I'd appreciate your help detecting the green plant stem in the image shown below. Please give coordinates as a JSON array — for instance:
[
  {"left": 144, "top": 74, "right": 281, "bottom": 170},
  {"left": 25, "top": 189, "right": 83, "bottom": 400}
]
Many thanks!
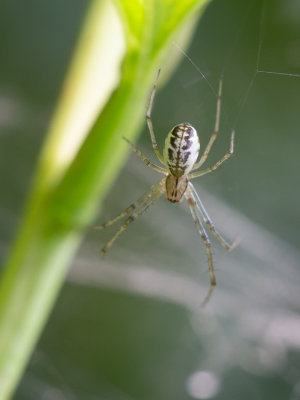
[{"left": 0, "top": 0, "right": 211, "bottom": 397}]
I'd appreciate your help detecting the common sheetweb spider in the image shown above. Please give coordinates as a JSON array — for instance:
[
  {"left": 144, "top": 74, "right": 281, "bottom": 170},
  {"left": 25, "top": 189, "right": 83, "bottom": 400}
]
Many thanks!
[{"left": 96, "top": 70, "right": 237, "bottom": 306}]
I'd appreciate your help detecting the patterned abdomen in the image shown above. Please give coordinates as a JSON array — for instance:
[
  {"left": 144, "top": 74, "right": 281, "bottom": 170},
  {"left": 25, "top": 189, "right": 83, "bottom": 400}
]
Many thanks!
[{"left": 163, "top": 123, "right": 200, "bottom": 177}]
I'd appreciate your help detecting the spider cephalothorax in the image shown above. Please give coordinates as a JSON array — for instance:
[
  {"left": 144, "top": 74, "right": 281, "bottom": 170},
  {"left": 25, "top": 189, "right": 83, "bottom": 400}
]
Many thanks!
[
  {"left": 165, "top": 175, "right": 188, "bottom": 202},
  {"left": 97, "top": 70, "right": 236, "bottom": 306}
]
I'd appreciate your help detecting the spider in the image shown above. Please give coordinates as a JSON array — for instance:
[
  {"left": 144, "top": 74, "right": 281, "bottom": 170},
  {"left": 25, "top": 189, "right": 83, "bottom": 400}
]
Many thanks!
[{"left": 96, "top": 69, "right": 237, "bottom": 306}]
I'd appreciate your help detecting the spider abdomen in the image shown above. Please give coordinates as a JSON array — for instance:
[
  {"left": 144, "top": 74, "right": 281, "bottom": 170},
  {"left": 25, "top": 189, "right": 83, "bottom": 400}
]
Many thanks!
[{"left": 163, "top": 123, "right": 200, "bottom": 177}]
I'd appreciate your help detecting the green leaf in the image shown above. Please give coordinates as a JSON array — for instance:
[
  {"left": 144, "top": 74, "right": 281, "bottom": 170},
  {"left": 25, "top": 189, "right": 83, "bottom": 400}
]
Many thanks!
[{"left": 0, "top": 0, "right": 211, "bottom": 398}]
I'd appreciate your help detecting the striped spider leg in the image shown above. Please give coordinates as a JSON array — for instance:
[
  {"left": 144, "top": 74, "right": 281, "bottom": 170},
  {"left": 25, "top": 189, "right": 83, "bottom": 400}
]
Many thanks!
[
  {"left": 96, "top": 178, "right": 166, "bottom": 255},
  {"left": 97, "top": 69, "right": 236, "bottom": 306}
]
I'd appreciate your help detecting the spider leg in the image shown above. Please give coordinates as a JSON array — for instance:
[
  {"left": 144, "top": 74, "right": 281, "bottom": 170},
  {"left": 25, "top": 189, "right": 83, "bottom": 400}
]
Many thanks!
[
  {"left": 192, "top": 78, "right": 223, "bottom": 170},
  {"left": 146, "top": 69, "right": 165, "bottom": 165},
  {"left": 95, "top": 178, "right": 166, "bottom": 230},
  {"left": 185, "top": 189, "right": 216, "bottom": 307},
  {"left": 188, "top": 182, "right": 238, "bottom": 251},
  {"left": 188, "top": 130, "right": 234, "bottom": 179},
  {"left": 123, "top": 137, "right": 167, "bottom": 175},
  {"left": 99, "top": 178, "right": 165, "bottom": 255}
]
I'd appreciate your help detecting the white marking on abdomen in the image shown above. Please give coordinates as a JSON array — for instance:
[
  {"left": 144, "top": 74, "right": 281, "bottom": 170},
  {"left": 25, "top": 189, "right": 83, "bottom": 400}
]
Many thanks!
[{"left": 163, "top": 123, "right": 200, "bottom": 177}]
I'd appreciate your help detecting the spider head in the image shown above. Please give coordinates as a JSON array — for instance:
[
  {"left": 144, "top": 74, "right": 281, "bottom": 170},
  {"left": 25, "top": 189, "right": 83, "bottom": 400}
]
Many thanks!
[{"left": 166, "top": 175, "right": 188, "bottom": 203}]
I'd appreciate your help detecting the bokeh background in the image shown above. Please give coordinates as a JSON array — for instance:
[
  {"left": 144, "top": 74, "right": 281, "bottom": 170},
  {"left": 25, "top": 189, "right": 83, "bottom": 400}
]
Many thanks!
[{"left": 1, "top": 0, "right": 300, "bottom": 399}]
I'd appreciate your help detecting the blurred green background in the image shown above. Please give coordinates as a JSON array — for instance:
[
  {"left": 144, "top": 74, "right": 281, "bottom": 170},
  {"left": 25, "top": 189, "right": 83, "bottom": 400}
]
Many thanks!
[{"left": 1, "top": 0, "right": 300, "bottom": 399}]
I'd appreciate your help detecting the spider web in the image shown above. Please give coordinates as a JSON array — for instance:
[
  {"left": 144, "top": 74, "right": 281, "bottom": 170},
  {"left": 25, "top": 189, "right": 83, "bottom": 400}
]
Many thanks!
[
  {"left": 174, "top": 0, "right": 300, "bottom": 133},
  {"left": 17, "top": 1, "right": 300, "bottom": 399}
]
